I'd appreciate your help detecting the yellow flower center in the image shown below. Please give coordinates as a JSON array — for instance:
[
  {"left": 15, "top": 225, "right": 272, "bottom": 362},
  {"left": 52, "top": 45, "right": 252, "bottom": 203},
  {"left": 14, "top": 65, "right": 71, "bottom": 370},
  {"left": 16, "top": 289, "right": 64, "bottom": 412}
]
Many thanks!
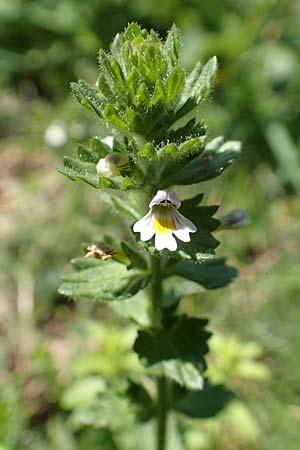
[{"left": 152, "top": 205, "right": 175, "bottom": 234}]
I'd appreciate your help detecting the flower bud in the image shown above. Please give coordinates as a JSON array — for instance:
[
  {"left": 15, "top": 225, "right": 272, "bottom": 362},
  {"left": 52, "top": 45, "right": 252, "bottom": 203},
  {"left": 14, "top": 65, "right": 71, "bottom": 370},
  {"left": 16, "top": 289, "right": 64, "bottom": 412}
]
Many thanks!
[
  {"left": 96, "top": 152, "right": 129, "bottom": 177},
  {"left": 219, "top": 209, "right": 250, "bottom": 229}
]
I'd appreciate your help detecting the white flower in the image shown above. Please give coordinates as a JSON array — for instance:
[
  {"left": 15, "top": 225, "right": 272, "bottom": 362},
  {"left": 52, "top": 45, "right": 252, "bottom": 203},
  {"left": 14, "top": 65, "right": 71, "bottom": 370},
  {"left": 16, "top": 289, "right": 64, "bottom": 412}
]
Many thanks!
[
  {"left": 133, "top": 190, "right": 197, "bottom": 251},
  {"left": 96, "top": 136, "right": 129, "bottom": 177},
  {"left": 44, "top": 121, "right": 67, "bottom": 148},
  {"left": 96, "top": 152, "right": 129, "bottom": 177}
]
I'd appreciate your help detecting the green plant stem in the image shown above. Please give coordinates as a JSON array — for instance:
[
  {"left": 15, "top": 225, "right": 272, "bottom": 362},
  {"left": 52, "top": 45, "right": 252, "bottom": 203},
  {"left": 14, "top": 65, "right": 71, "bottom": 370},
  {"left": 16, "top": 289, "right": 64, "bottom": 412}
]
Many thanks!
[
  {"left": 150, "top": 256, "right": 169, "bottom": 450},
  {"left": 151, "top": 256, "right": 163, "bottom": 328},
  {"left": 157, "top": 376, "right": 168, "bottom": 450}
]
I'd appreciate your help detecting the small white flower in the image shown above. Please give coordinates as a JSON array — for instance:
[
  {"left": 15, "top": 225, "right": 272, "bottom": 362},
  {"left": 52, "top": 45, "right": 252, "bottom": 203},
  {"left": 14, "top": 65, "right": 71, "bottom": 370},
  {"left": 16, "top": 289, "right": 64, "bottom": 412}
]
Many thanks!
[
  {"left": 96, "top": 152, "right": 129, "bottom": 178},
  {"left": 96, "top": 136, "right": 129, "bottom": 177},
  {"left": 44, "top": 121, "right": 67, "bottom": 148},
  {"left": 133, "top": 190, "right": 197, "bottom": 251}
]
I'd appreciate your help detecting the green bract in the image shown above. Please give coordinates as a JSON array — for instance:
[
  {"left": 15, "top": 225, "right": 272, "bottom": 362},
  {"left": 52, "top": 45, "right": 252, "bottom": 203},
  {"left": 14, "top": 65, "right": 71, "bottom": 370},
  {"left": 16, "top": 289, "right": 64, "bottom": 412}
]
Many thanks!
[
  {"left": 58, "top": 23, "right": 240, "bottom": 192},
  {"left": 58, "top": 23, "right": 242, "bottom": 450}
]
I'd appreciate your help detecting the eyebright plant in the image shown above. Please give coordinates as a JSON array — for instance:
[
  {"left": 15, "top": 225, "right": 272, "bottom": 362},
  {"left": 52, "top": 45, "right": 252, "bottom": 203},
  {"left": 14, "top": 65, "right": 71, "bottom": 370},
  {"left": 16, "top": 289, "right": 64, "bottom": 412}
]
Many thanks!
[{"left": 58, "top": 23, "right": 242, "bottom": 450}]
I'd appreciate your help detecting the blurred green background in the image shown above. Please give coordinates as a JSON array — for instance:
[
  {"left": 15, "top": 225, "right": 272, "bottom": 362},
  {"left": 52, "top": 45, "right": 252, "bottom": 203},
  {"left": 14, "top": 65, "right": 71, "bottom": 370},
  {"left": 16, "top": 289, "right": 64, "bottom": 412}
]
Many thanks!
[{"left": 1, "top": 0, "right": 300, "bottom": 449}]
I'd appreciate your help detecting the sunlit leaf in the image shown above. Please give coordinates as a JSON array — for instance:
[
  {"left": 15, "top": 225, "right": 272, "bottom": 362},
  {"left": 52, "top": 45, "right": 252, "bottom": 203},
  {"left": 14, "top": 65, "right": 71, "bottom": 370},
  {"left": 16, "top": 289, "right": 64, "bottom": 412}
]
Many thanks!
[
  {"left": 69, "top": 392, "right": 135, "bottom": 431},
  {"left": 57, "top": 156, "right": 100, "bottom": 188},
  {"left": 59, "top": 260, "right": 150, "bottom": 302},
  {"left": 61, "top": 377, "right": 106, "bottom": 410}
]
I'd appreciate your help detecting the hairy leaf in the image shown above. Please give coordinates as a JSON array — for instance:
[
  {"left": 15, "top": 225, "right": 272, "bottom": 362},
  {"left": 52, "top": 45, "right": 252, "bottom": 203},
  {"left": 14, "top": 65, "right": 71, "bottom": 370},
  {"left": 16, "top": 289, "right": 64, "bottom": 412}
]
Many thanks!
[
  {"left": 162, "top": 137, "right": 241, "bottom": 187},
  {"left": 59, "top": 260, "right": 150, "bottom": 302},
  {"left": 173, "top": 56, "right": 218, "bottom": 124},
  {"left": 58, "top": 155, "right": 137, "bottom": 191},
  {"left": 178, "top": 61, "right": 202, "bottom": 107},
  {"left": 57, "top": 156, "right": 100, "bottom": 188},
  {"left": 165, "top": 66, "right": 185, "bottom": 104},
  {"left": 157, "top": 136, "right": 206, "bottom": 161},
  {"left": 71, "top": 80, "right": 104, "bottom": 117},
  {"left": 167, "top": 258, "right": 237, "bottom": 289},
  {"left": 90, "top": 137, "right": 113, "bottom": 157},
  {"left": 164, "top": 24, "right": 181, "bottom": 67}
]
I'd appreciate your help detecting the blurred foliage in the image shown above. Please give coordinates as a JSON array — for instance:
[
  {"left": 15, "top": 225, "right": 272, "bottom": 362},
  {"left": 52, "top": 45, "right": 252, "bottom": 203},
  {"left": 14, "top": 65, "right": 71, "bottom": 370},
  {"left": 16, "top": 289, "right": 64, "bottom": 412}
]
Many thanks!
[{"left": 1, "top": 0, "right": 300, "bottom": 449}]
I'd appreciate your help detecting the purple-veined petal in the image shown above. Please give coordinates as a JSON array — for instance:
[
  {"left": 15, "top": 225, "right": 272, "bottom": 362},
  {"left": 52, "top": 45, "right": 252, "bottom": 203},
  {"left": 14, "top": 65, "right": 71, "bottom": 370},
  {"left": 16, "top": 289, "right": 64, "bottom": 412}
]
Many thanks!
[
  {"left": 175, "top": 211, "right": 197, "bottom": 232},
  {"left": 152, "top": 208, "right": 175, "bottom": 234},
  {"left": 173, "top": 210, "right": 197, "bottom": 242}
]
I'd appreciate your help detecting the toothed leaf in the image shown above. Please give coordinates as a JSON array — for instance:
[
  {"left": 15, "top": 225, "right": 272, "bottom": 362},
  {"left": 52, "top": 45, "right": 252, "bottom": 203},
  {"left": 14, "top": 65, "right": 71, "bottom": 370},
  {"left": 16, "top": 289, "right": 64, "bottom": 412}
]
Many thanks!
[
  {"left": 134, "top": 316, "right": 211, "bottom": 390},
  {"left": 59, "top": 260, "right": 150, "bottom": 302}
]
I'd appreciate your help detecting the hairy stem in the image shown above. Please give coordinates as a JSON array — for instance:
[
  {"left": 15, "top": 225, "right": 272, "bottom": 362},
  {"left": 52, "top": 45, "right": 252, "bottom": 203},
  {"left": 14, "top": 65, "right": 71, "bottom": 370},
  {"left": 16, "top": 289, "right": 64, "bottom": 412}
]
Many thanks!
[{"left": 150, "top": 256, "right": 169, "bottom": 450}]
